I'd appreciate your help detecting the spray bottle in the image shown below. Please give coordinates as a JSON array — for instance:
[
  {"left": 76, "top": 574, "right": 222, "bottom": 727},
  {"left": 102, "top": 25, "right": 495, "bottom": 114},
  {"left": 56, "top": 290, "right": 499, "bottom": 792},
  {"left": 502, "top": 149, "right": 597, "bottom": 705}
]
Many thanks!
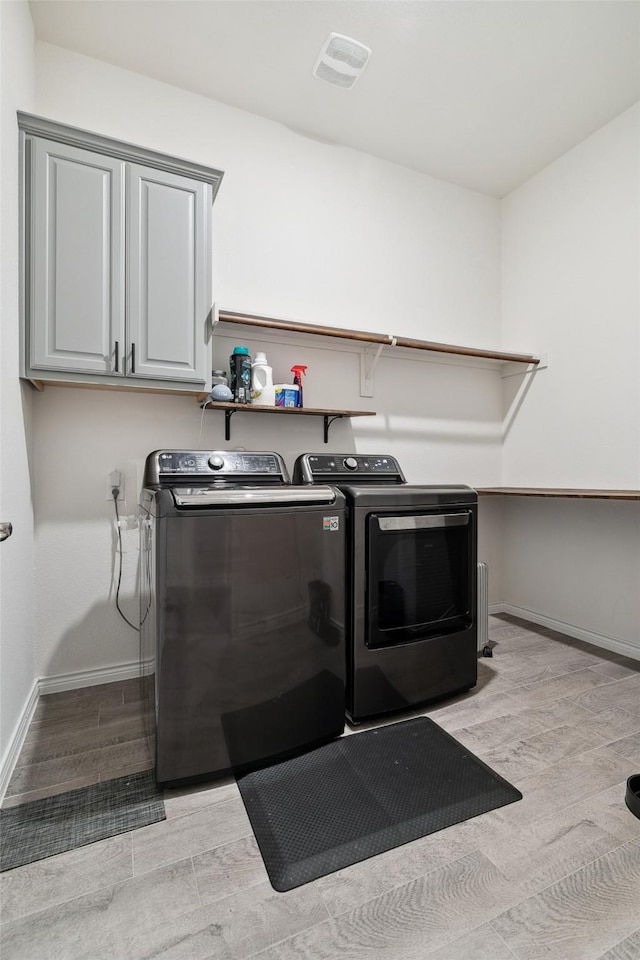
[{"left": 290, "top": 365, "right": 307, "bottom": 408}]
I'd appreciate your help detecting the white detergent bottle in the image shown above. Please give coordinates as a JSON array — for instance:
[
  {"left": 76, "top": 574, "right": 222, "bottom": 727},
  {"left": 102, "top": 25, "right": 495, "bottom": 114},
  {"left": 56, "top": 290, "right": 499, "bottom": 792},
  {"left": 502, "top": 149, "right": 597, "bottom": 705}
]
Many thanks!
[{"left": 250, "top": 352, "right": 275, "bottom": 405}]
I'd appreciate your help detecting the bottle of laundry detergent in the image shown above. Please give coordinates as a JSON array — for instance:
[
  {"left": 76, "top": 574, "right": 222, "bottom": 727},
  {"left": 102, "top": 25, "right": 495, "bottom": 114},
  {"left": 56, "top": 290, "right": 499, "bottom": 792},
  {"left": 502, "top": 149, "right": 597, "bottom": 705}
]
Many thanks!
[
  {"left": 229, "top": 346, "right": 252, "bottom": 404},
  {"left": 290, "top": 365, "right": 307, "bottom": 408},
  {"left": 251, "top": 352, "right": 275, "bottom": 406}
]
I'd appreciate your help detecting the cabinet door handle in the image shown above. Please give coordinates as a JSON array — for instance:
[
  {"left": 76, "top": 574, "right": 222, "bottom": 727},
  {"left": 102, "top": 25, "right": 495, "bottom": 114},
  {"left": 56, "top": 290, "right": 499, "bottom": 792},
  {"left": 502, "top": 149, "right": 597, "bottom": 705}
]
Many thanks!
[
  {"left": 0, "top": 522, "right": 13, "bottom": 542},
  {"left": 131, "top": 342, "right": 136, "bottom": 374},
  {"left": 114, "top": 341, "right": 119, "bottom": 373}
]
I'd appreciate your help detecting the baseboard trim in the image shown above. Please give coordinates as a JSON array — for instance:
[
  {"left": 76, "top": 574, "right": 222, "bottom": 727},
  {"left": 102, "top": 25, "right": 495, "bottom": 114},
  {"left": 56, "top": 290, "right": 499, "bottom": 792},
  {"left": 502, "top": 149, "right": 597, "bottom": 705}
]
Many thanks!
[
  {"left": 490, "top": 602, "right": 640, "bottom": 661},
  {"left": 38, "top": 659, "right": 154, "bottom": 696},
  {"left": 0, "top": 679, "right": 39, "bottom": 804}
]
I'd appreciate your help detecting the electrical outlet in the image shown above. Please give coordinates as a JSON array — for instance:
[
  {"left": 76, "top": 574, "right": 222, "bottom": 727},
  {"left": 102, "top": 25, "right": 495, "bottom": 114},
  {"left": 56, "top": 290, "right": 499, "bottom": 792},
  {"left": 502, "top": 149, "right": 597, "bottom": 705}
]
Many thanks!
[{"left": 106, "top": 471, "right": 124, "bottom": 502}]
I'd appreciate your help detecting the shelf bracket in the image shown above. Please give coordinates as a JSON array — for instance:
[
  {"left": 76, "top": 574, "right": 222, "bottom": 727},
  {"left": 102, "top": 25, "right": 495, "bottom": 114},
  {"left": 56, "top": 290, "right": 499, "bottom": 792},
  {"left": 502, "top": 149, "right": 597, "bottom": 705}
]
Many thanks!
[
  {"left": 323, "top": 414, "right": 343, "bottom": 444},
  {"left": 360, "top": 341, "right": 392, "bottom": 398},
  {"left": 205, "top": 301, "right": 219, "bottom": 344},
  {"left": 501, "top": 352, "right": 548, "bottom": 379},
  {"left": 224, "top": 408, "right": 235, "bottom": 441}
]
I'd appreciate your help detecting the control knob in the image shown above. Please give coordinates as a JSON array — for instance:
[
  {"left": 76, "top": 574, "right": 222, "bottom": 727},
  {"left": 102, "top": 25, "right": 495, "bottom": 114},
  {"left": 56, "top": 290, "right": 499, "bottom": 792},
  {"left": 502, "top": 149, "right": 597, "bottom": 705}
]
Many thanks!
[
  {"left": 208, "top": 455, "right": 225, "bottom": 471},
  {"left": 344, "top": 457, "right": 358, "bottom": 471}
]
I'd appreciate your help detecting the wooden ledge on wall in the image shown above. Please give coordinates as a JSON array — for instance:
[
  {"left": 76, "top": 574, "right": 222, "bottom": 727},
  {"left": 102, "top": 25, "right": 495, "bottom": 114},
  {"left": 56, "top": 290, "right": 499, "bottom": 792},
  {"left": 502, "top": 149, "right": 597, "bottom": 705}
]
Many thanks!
[
  {"left": 217, "top": 310, "right": 541, "bottom": 367},
  {"left": 477, "top": 487, "right": 640, "bottom": 501}
]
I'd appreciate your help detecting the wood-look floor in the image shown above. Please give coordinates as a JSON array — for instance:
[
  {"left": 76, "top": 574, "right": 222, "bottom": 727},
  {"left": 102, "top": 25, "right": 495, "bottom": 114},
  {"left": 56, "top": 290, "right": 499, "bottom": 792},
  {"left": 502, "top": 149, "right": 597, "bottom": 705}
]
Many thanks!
[
  {"left": 1, "top": 615, "right": 640, "bottom": 960},
  {"left": 2, "top": 676, "right": 153, "bottom": 808}
]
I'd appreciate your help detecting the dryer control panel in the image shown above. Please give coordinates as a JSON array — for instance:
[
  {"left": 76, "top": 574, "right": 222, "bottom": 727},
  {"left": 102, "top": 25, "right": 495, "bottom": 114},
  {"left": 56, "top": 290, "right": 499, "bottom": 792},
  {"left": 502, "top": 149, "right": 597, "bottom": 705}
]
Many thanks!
[{"left": 293, "top": 453, "right": 405, "bottom": 484}]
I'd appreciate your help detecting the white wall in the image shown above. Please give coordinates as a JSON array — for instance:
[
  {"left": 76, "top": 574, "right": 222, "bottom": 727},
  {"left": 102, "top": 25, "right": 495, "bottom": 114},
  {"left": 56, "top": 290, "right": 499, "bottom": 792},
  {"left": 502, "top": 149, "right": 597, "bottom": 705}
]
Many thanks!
[
  {"left": 7, "top": 34, "right": 638, "bottom": 707},
  {"left": 499, "top": 104, "right": 640, "bottom": 656},
  {"left": 30, "top": 43, "right": 504, "bottom": 680},
  {"left": 35, "top": 43, "right": 502, "bottom": 348},
  {"left": 501, "top": 498, "right": 640, "bottom": 659},
  {"left": 502, "top": 103, "right": 639, "bottom": 488},
  {"left": 0, "top": 2, "right": 36, "bottom": 777}
]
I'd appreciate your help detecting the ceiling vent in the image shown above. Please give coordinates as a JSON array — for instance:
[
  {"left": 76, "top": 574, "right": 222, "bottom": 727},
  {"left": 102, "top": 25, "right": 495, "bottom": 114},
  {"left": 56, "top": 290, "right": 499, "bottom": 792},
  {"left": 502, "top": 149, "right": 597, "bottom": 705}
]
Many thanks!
[{"left": 313, "top": 33, "right": 372, "bottom": 89}]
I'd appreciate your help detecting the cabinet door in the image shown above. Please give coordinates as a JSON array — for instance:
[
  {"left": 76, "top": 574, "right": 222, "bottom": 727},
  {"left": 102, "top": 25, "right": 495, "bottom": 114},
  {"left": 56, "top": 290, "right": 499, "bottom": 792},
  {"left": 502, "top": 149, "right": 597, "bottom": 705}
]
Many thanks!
[
  {"left": 127, "top": 165, "right": 210, "bottom": 382},
  {"left": 30, "top": 138, "right": 125, "bottom": 374}
]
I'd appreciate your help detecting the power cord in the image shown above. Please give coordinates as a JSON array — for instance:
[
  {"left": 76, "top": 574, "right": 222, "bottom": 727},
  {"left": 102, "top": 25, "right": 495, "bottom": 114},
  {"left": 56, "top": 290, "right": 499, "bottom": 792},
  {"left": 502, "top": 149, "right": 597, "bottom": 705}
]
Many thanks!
[
  {"left": 198, "top": 396, "right": 212, "bottom": 446},
  {"left": 112, "top": 487, "right": 139, "bottom": 632}
]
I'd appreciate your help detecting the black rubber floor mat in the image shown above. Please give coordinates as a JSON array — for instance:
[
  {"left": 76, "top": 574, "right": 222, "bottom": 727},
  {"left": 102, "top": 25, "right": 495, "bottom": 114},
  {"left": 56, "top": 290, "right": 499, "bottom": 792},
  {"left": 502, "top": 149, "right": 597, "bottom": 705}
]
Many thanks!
[
  {"left": 0, "top": 770, "right": 165, "bottom": 872},
  {"left": 237, "top": 716, "right": 522, "bottom": 891}
]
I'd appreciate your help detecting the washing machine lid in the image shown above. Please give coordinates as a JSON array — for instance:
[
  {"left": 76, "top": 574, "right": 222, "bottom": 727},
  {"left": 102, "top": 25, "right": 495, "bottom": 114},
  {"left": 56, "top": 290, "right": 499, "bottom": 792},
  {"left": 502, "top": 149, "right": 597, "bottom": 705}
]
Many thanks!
[{"left": 171, "top": 485, "right": 338, "bottom": 507}]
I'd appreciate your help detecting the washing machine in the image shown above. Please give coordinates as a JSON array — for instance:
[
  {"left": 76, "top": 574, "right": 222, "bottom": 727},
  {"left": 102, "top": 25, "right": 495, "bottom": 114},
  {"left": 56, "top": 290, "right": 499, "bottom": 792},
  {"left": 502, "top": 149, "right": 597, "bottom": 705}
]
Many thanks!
[
  {"left": 293, "top": 453, "right": 478, "bottom": 723},
  {"left": 140, "top": 450, "right": 346, "bottom": 784}
]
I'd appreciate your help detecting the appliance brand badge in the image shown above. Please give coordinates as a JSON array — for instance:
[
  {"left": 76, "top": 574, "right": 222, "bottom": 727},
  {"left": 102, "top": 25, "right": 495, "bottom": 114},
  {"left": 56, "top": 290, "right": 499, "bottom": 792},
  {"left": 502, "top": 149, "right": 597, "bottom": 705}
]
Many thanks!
[{"left": 323, "top": 516, "right": 340, "bottom": 532}]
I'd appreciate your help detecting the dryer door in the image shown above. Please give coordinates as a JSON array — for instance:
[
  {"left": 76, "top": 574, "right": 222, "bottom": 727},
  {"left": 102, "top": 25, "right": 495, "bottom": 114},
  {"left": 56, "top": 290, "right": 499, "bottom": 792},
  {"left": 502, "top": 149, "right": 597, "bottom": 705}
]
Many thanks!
[{"left": 366, "top": 509, "right": 473, "bottom": 649}]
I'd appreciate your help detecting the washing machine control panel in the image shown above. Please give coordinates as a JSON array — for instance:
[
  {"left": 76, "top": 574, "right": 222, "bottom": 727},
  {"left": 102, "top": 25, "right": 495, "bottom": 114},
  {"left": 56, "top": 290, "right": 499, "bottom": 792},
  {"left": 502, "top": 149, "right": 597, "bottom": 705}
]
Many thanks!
[{"left": 144, "top": 450, "right": 289, "bottom": 486}]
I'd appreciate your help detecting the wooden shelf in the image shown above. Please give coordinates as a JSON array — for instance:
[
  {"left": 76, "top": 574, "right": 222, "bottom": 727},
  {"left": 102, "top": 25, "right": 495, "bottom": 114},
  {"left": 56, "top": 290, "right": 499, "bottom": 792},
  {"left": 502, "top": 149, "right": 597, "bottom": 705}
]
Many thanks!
[
  {"left": 477, "top": 488, "right": 640, "bottom": 501},
  {"left": 217, "top": 310, "right": 540, "bottom": 367},
  {"left": 200, "top": 400, "right": 376, "bottom": 443}
]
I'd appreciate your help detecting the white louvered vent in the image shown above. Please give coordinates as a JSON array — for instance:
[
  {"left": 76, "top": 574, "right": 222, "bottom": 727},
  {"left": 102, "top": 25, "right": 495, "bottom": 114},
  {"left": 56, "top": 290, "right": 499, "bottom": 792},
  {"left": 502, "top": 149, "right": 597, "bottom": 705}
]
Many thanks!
[
  {"left": 477, "top": 562, "right": 489, "bottom": 653},
  {"left": 313, "top": 33, "right": 372, "bottom": 89}
]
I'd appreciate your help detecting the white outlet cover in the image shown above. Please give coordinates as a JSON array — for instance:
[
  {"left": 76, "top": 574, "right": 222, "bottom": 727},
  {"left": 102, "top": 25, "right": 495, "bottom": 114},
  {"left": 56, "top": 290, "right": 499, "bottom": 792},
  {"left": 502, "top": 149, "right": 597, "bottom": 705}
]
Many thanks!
[{"left": 106, "top": 477, "right": 124, "bottom": 502}]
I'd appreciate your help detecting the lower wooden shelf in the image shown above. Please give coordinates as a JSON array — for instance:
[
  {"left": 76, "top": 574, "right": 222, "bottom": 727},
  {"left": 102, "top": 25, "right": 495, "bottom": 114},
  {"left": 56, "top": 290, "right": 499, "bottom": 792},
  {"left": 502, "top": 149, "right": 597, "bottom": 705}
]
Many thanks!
[{"left": 199, "top": 400, "right": 376, "bottom": 443}]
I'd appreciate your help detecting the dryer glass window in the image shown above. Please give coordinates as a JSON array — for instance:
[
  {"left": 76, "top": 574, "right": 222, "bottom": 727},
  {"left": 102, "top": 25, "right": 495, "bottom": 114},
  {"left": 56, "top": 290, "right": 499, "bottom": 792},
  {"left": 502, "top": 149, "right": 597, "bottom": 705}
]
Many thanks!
[{"left": 366, "top": 510, "right": 472, "bottom": 648}]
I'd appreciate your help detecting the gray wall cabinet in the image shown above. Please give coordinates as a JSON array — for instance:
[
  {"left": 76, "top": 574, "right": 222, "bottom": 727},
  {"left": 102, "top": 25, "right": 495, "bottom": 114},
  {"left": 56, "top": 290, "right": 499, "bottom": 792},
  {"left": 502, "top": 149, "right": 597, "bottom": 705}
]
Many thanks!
[
  {"left": 127, "top": 164, "right": 208, "bottom": 382},
  {"left": 30, "top": 137, "right": 126, "bottom": 376},
  {"left": 20, "top": 113, "right": 223, "bottom": 392}
]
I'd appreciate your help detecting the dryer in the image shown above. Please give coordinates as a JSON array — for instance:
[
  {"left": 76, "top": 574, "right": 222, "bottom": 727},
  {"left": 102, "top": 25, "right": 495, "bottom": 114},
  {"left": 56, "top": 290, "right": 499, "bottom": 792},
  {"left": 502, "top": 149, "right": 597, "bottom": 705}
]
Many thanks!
[{"left": 293, "top": 453, "right": 478, "bottom": 723}]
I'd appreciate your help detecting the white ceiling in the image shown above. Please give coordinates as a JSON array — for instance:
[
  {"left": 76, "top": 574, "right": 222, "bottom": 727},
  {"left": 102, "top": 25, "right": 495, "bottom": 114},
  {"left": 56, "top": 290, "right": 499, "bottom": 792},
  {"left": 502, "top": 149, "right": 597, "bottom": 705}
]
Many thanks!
[{"left": 29, "top": 1, "right": 640, "bottom": 197}]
